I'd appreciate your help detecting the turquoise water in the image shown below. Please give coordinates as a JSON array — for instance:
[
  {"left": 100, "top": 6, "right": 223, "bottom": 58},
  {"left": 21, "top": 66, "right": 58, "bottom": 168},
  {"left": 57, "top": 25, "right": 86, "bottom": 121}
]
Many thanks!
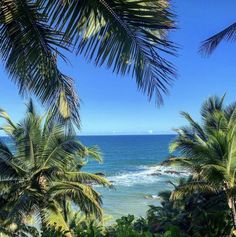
[{"left": 79, "top": 135, "right": 186, "bottom": 220}]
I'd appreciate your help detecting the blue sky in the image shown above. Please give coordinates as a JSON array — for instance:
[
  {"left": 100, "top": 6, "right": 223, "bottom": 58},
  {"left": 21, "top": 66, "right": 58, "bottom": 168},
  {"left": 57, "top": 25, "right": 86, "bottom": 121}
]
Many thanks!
[{"left": 1, "top": 0, "right": 236, "bottom": 135}]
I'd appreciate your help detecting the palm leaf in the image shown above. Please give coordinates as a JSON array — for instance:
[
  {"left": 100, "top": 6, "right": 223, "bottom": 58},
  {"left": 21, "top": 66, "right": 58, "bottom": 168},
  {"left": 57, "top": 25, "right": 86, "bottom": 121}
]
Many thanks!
[
  {"left": 50, "top": 181, "right": 103, "bottom": 218},
  {"left": 170, "top": 181, "right": 216, "bottom": 200},
  {"left": 83, "top": 146, "right": 103, "bottom": 163},
  {"left": 180, "top": 112, "right": 207, "bottom": 141},
  {"left": 63, "top": 171, "right": 111, "bottom": 186},
  {"left": 0, "top": 0, "right": 80, "bottom": 126},
  {"left": 200, "top": 95, "right": 225, "bottom": 121},
  {"left": 42, "top": 201, "right": 72, "bottom": 237},
  {"left": 200, "top": 23, "right": 236, "bottom": 55},
  {"left": 41, "top": 0, "right": 177, "bottom": 104},
  {"left": 224, "top": 102, "right": 236, "bottom": 127}
]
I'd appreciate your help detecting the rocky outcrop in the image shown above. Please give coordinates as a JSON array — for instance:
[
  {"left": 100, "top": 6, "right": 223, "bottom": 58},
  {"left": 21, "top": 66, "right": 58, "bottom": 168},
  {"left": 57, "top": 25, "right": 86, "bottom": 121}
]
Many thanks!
[{"left": 95, "top": 172, "right": 106, "bottom": 176}]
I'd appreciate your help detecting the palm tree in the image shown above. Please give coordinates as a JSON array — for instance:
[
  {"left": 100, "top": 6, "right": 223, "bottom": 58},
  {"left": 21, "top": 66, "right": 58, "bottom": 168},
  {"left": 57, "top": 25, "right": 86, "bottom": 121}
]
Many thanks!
[
  {"left": 147, "top": 178, "right": 232, "bottom": 237},
  {"left": 0, "top": 0, "right": 176, "bottom": 126},
  {"left": 0, "top": 100, "right": 111, "bottom": 236},
  {"left": 200, "top": 22, "right": 236, "bottom": 55},
  {"left": 168, "top": 95, "right": 236, "bottom": 231}
]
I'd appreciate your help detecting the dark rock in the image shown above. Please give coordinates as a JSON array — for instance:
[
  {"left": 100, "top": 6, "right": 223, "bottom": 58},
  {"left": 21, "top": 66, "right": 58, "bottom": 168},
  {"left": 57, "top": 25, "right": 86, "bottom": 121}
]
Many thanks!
[
  {"left": 148, "top": 172, "right": 161, "bottom": 176},
  {"left": 155, "top": 169, "right": 162, "bottom": 172},
  {"left": 95, "top": 172, "right": 106, "bottom": 176},
  {"left": 164, "top": 170, "right": 180, "bottom": 175}
]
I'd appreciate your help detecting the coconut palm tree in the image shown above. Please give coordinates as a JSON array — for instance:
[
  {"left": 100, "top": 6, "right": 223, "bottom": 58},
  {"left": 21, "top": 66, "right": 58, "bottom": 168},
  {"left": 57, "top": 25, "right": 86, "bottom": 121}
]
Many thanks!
[
  {"left": 0, "top": 100, "right": 111, "bottom": 236},
  {"left": 200, "top": 22, "right": 236, "bottom": 55},
  {"left": 168, "top": 95, "right": 236, "bottom": 231},
  {"left": 0, "top": 0, "right": 177, "bottom": 126}
]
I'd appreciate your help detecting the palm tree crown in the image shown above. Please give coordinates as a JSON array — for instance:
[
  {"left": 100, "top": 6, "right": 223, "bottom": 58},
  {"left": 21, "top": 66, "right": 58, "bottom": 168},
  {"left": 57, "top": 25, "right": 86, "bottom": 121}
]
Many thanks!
[
  {"left": 0, "top": 100, "right": 111, "bottom": 236},
  {"left": 168, "top": 95, "right": 236, "bottom": 229}
]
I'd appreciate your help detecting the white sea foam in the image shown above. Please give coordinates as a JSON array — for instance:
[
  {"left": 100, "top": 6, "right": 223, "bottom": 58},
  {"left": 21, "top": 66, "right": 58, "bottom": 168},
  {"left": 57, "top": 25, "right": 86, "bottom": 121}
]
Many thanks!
[{"left": 107, "top": 165, "right": 190, "bottom": 187}]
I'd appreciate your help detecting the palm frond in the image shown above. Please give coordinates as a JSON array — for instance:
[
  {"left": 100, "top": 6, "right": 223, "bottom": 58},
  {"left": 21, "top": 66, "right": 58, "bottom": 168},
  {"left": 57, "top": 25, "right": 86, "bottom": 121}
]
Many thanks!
[
  {"left": 163, "top": 157, "right": 194, "bottom": 169},
  {"left": 0, "top": 140, "right": 27, "bottom": 178},
  {"left": 50, "top": 181, "right": 103, "bottom": 219},
  {"left": 42, "top": 201, "right": 71, "bottom": 237},
  {"left": 41, "top": 137, "right": 83, "bottom": 170},
  {"left": 226, "top": 127, "right": 236, "bottom": 176},
  {"left": 201, "top": 164, "right": 228, "bottom": 186},
  {"left": 0, "top": 109, "right": 16, "bottom": 132},
  {"left": 0, "top": 0, "right": 80, "bottom": 126},
  {"left": 224, "top": 102, "right": 236, "bottom": 127},
  {"left": 63, "top": 171, "right": 111, "bottom": 186},
  {"left": 170, "top": 136, "right": 210, "bottom": 161},
  {"left": 180, "top": 111, "right": 207, "bottom": 141},
  {"left": 200, "top": 95, "right": 225, "bottom": 120},
  {"left": 41, "top": 0, "right": 177, "bottom": 104},
  {"left": 170, "top": 181, "right": 216, "bottom": 200},
  {"left": 85, "top": 146, "right": 103, "bottom": 163},
  {"left": 200, "top": 23, "right": 236, "bottom": 55}
]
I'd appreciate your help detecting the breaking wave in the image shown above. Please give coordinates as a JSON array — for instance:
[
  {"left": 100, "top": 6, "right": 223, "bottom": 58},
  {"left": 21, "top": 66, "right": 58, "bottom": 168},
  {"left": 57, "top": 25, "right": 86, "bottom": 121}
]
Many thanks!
[{"left": 107, "top": 165, "right": 189, "bottom": 187}]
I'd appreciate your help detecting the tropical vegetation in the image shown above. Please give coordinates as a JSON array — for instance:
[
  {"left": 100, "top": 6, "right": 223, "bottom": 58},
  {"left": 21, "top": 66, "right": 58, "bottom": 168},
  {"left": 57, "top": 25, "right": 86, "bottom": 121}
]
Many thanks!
[
  {"left": 0, "top": 100, "right": 111, "bottom": 236},
  {"left": 163, "top": 95, "right": 236, "bottom": 236},
  {"left": 60, "top": 95, "right": 236, "bottom": 237},
  {"left": 2, "top": 95, "right": 236, "bottom": 237},
  {"left": 0, "top": 0, "right": 236, "bottom": 236},
  {"left": 168, "top": 95, "right": 236, "bottom": 225}
]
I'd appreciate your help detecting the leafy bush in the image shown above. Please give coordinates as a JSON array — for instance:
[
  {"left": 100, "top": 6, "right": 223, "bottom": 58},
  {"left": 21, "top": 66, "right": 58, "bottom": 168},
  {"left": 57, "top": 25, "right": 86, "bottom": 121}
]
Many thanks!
[{"left": 104, "top": 215, "right": 152, "bottom": 237}]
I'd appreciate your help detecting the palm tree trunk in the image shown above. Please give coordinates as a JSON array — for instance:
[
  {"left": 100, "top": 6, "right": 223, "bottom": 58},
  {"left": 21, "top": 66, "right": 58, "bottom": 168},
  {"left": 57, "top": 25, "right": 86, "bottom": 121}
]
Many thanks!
[
  {"left": 63, "top": 196, "right": 68, "bottom": 224},
  {"left": 228, "top": 197, "right": 236, "bottom": 228}
]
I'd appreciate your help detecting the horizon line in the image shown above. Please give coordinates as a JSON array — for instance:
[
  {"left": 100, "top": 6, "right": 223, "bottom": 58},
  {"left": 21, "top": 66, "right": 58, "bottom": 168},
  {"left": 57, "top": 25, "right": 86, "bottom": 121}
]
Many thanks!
[
  {"left": 77, "top": 133, "right": 176, "bottom": 136},
  {"left": 0, "top": 133, "right": 177, "bottom": 137}
]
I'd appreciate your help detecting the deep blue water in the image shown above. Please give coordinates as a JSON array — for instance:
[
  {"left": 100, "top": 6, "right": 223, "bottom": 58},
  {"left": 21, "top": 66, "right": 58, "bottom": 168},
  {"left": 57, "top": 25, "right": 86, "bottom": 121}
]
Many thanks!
[
  {"left": 79, "top": 135, "right": 185, "bottom": 219},
  {"left": 79, "top": 135, "right": 175, "bottom": 174}
]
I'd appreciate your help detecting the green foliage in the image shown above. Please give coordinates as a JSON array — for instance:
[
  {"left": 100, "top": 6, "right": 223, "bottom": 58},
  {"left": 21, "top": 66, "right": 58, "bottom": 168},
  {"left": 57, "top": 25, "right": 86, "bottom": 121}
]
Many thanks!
[
  {"left": 41, "top": 180, "right": 232, "bottom": 237},
  {"left": 0, "top": 100, "right": 111, "bottom": 236},
  {"left": 146, "top": 181, "right": 233, "bottom": 237},
  {"left": 2, "top": 96, "right": 236, "bottom": 237},
  {"left": 41, "top": 227, "right": 66, "bottom": 237},
  {"left": 105, "top": 215, "right": 152, "bottom": 237},
  {"left": 164, "top": 95, "right": 236, "bottom": 236},
  {"left": 0, "top": 223, "right": 40, "bottom": 237},
  {"left": 73, "top": 220, "right": 104, "bottom": 237},
  {"left": 157, "top": 225, "right": 182, "bottom": 237}
]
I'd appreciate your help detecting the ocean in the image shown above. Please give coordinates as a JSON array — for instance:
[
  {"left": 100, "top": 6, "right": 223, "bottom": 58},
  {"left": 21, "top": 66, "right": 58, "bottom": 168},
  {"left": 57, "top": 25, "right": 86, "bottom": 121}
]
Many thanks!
[
  {"left": 2, "top": 134, "right": 186, "bottom": 221},
  {"left": 79, "top": 135, "right": 186, "bottom": 220}
]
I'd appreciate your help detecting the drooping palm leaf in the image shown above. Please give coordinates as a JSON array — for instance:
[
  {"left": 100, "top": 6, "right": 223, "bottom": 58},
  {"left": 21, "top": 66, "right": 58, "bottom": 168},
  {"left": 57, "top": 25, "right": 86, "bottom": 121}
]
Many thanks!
[
  {"left": 200, "top": 23, "right": 236, "bottom": 55},
  {"left": 40, "top": 0, "right": 177, "bottom": 104},
  {"left": 1, "top": 0, "right": 177, "bottom": 129},
  {"left": 170, "top": 181, "right": 216, "bottom": 200},
  {"left": 50, "top": 181, "right": 103, "bottom": 218},
  {"left": 62, "top": 171, "right": 111, "bottom": 186},
  {"left": 42, "top": 201, "right": 71, "bottom": 237},
  {"left": 0, "top": 0, "right": 80, "bottom": 126}
]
